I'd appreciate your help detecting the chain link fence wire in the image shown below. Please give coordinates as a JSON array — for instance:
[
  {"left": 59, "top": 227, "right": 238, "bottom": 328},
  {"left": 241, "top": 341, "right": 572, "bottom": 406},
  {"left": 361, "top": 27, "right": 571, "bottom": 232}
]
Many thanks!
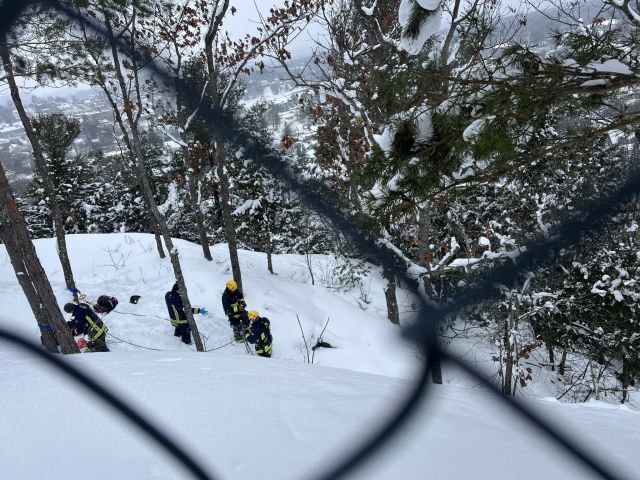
[{"left": 0, "top": 1, "right": 635, "bottom": 479}]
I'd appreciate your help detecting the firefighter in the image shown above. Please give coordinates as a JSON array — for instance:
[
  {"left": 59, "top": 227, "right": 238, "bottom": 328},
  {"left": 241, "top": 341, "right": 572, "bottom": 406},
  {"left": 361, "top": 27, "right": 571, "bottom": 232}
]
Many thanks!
[
  {"left": 63, "top": 302, "right": 110, "bottom": 352},
  {"left": 244, "top": 310, "right": 273, "bottom": 358},
  {"left": 165, "top": 283, "right": 208, "bottom": 345},
  {"left": 221, "top": 279, "right": 248, "bottom": 342}
]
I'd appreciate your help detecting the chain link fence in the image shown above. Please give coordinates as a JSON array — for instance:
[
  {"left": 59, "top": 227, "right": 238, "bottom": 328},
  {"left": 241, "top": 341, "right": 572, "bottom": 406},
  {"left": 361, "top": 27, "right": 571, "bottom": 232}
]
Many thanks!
[{"left": 0, "top": 1, "right": 634, "bottom": 479}]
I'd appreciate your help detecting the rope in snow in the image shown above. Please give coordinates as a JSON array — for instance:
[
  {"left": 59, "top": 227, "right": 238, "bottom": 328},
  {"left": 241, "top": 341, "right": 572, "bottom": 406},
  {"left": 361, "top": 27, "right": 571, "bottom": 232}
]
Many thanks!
[
  {"left": 204, "top": 339, "right": 235, "bottom": 352},
  {"left": 106, "top": 332, "right": 164, "bottom": 351},
  {"left": 112, "top": 308, "right": 169, "bottom": 321},
  {"left": 108, "top": 311, "right": 239, "bottom": 352}
]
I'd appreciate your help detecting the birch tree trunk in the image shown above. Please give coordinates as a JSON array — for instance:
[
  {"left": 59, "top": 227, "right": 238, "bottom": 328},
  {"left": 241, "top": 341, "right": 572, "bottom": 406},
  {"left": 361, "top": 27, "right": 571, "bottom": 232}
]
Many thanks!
[
  {"left": 1, "top": 38, "right": 79, "bottom": 302},
  {"left": 0, "top": 163, "right": 79, "bottom": 354}
]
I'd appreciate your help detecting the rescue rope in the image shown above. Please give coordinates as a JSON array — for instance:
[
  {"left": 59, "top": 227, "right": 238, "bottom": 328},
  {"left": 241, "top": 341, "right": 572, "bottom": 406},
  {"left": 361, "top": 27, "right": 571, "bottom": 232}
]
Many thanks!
[
  {"left": 107, "top": 332, "right": 238, "bottom": 353},
  {"left": 107, "top": 332, "right": 164, "bottom": 351},
  {"left": 205, "top": 339, "right": 235, "bottom": 352},
  {"left": 112, "top": 308, "right": 168, "bottom": 321},
  {"left": 104, "top": 306, "right": 244, "bottom": 353}
]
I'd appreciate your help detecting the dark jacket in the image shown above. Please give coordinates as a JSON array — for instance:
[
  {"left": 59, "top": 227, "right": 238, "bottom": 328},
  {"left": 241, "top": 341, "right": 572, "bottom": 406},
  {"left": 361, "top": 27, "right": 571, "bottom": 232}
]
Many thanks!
[
  {"left": 165, "top": 291, "right": 200, "bottom": 326},
  {"left": 71, "top": 303, "right": 108, "bottom": 340},
  {"left": 245, "top": 317, "right": 272, "bottom": 348},
  {"left": 221, "top": 288, "right": 245, "bottom": 318}
]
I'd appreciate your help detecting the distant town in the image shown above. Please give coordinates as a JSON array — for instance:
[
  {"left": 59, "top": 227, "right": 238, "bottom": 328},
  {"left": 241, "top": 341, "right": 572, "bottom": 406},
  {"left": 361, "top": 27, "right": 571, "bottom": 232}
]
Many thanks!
[{"left": 0, "top": 63, "right": 308, "bottom": 194}]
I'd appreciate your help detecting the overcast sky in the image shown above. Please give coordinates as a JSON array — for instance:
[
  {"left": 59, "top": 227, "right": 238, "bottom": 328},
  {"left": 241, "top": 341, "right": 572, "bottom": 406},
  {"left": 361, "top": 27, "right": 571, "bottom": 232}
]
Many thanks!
[{"left": 1, "top": 0, "right": 537, "bottom": 103}]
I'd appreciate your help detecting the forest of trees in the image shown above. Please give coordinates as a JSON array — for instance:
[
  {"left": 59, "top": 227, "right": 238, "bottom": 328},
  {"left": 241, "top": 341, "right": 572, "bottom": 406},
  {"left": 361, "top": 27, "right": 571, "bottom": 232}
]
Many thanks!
[{"left": 1, "top": 0, "right": 639, "bottom": 401}]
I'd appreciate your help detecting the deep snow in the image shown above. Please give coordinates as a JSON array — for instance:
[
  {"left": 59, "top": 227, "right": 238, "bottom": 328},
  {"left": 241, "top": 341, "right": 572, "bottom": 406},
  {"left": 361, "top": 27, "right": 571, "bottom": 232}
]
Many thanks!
[{"left": 1, "top": 233, "right": 638, "bottom": 480}]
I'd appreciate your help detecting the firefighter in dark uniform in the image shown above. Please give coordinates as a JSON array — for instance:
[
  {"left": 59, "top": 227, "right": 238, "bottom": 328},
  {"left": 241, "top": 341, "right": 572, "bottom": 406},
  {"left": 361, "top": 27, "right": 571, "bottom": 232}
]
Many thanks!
[
  {"left": 221, "top": 279, "right": 248, "bottom": 342},
  {"left": 245, "top": 310, "right": 273, "bottom": 358},
  {"left": 63, "top": 302, "right": 110, "bottom": 352},
  {"left": 165, "top": 283, "right": 207, "bottom": 345}
]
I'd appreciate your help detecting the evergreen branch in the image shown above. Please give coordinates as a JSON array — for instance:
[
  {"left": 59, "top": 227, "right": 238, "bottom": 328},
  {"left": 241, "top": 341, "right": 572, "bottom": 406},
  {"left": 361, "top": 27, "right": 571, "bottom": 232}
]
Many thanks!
[{"left": 403, "top": 0, "right": 438, "bottom": 40}]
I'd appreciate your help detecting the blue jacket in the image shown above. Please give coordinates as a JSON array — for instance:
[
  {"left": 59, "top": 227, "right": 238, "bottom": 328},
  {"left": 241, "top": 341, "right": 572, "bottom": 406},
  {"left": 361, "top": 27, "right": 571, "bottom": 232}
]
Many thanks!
[
  {"left": 71, "top": 303, "right": 108, "bottom": 340},
  {"left": 245, "top": 317, "right": 272, "bottom": 347},
  {"left": 165, "top": 291, "right": 200, "bottom": 326}
]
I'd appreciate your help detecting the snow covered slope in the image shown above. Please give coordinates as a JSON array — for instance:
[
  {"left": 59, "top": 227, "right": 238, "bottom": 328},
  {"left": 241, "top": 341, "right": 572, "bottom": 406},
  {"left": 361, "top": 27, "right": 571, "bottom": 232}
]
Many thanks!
[
  {"left": 0, "top": 233, "right": 419, "bottom": 379},
  {"left": 2, "top": 348, "right": 639, "bottom": 480},
  {"left": 1, "top": 234, "right": 639, "bottom": 479}
]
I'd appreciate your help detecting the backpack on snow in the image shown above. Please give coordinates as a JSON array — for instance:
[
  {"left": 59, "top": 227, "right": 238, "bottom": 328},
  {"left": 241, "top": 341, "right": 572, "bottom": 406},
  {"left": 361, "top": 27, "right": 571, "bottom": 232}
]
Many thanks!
[{"left": 94, "top": 295, "right": 118, "bottom": 314}]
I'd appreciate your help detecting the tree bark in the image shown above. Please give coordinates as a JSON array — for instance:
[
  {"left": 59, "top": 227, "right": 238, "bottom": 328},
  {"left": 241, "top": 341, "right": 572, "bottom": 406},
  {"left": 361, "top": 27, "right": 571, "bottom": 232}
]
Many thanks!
[
  {"left": 1, "top": 38, "right": 79, "bottom": 301},
  {"left": 215, "top": 130, "right": 243, "bottom": 293},
  {"left": 266, "top": 236, "right": 274, "bottom": 274},
  {"left": 502, "top": 299, "right": 514, "bottom": 396},
  {"left": 417, "top": 206, "right": 443, "bottom": 384},
  {"left": 186, "top": 155, "right": 212, "bottom": 261},
  {"left": 558, "top": 348, "right": 568, "bottom": 376},
  {"left": 620, "top": 357, "right": 630, "bottom": 404},
  {"left": 153, "top": 229, "right": 166, "bottom": 258},
  {"left": 589, "top": 356, "right": 600, "bottom": 401},
  {"left": 383, "top": 265, "right": 400, "bottom": 325},
  {"left": 0, "top": 163, "right": 79, "bottom": 354}
]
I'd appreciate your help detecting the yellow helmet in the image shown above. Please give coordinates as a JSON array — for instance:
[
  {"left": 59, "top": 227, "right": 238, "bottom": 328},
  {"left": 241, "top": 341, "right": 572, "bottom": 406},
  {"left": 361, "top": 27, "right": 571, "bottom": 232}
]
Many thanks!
[
  {"left": 248, "top": 310, "right": 259, "bottom": 321},
  {"left": 226, "top": 280, "right": 237, "bottom": 291}
]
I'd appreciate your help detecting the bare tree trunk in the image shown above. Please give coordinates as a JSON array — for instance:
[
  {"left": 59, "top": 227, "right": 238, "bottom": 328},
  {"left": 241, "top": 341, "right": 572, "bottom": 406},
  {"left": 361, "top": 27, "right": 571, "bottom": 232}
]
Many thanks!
[
  {"left": 104, "top": 16, "right": 203, "bottom": 351},
  {"left": 186, "top": 159, "right": 212, "bottom": 261},
  {"left": 266, "top": 236, "right": 274, "bottom": 274},
  {"left": 417, "top": 206, "right": 443, "bottom": 384},
  {"left": 1, "top": 39, "right": 78, "bottom": 301},
  {"left": 305, "top": 251, "right": 315, "bottom": 285},
  {"left": 621, "top": 358, "right": 630, "bottom": 404},
  {"left": 558, "top": 348, "right": 568, "bottom": 376},
  {"left": 589, "top": 356, "right": 600, "bottom": 400},
  {"left": 383, "top": 265, "right": 400, "bottom": 325},
  {"left": 0, "top": 163, "right": 79, "bottom": 354},
  {"left": 153, "top": 230, "right": 166, "bottom": 258},
  {"left": 502, "top": 300, "right": 514, "bottom": 396},
  {"left": 130, "top": 127, "right": 204, "bottom": 351},
  {"left": 215, "top": 131, "right": 243, "bottom": 292},
  {"left": 548, "top": 341, "right": 555, "bottom": 371}
]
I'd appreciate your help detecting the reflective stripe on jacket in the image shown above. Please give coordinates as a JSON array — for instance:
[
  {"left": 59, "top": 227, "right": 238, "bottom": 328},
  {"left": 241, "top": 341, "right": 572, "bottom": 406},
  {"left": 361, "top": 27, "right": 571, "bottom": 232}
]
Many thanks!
[
  {"left": 245, "top": 317, "right": 272, "bottom": 348},
  {"left": 72, "top": 303, "right": 108, "bottom": 340},
  {"left": 222, "top": 288, "right": 245, "bottom": 318},
  {"left": 165, "top": 290, "right": 200, "bottom": 326}
]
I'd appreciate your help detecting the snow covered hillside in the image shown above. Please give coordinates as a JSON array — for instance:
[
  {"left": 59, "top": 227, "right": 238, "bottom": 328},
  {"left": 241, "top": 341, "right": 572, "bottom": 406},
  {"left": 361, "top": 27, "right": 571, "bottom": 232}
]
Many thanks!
[
  {"left": 0, "top": 233, "right": 419, "bottom": 378},
  {"left": 1, "top": 234, "right": 639, "bottom": 479}
]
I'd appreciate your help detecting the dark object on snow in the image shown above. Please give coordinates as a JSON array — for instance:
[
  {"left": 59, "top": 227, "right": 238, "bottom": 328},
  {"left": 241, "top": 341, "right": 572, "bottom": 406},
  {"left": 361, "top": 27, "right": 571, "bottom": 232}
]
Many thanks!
[
  {"left": 129, "top": 295, "right": 141, "bottom": 304},
  {"left": 312, "top": 340, "right": 334, "bottom": 351},
  {"left": 94, "top": 295, "right": 118, "bottom": 314}
]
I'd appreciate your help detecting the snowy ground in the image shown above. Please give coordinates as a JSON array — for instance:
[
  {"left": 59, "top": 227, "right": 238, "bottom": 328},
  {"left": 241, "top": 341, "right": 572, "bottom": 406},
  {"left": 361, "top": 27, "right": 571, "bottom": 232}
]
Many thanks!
[{"left": 1, "top": 233, "right": 639, "bottom": 479}]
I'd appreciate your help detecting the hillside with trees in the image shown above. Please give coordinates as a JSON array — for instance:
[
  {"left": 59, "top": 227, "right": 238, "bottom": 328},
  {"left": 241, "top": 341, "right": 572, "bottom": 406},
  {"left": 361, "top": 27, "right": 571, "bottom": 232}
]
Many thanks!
[{"left": 0, "top": 0, "right": 639, "bottom": 403}]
